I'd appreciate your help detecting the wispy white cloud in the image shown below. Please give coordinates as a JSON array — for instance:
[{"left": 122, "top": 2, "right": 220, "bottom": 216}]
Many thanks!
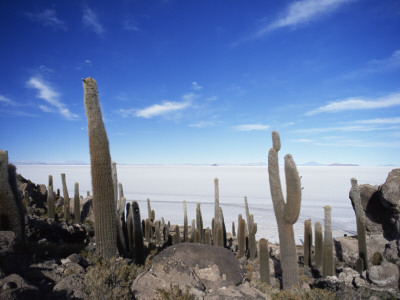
[
  {"left": 305, "top": 93, "right": 400, "bottom": 116},
  {"left": 295, "top": 125, "right": 395, "bottom": 134},
  {"left": 355, "top": 117, "right": 400, "bottom": 124},
  {"left": 25, "top": 9, "right": 67, "bottom": 31},
  {"left": 207, "top": 96, "right": 218, "bottom": 101},
  {"left": 233, "top": 124, "right": 270, "bottom": 131},
  {"left": 189, "top": 121, "right": 216, "bottom": 128},
  {"left": 182, "top": 92, "right": 199, "bottom": 102},
  {"left": 120, "top": 101, "right": 191, "bottom": 119},
  {"left": 123, "top": 18, "right": 141, "bottom": 31},
  {"left": 26, "top": 76, "right": 78, "bottom": 120},
  {"left": 82, "top": 7, "right": 104, "bottom": 36},
  {"left": 344, "top": 50, "right": 400, "bottom": 79},
  {"left": 191, "top": 81, "right": 203, "bottom": 91},
  {"left": 0, "top": 95, "right": 17, "bottom": 106}
]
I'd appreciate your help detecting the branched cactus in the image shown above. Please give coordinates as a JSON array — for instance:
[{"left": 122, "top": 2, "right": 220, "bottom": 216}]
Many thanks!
[
  {"left": 74, "top": 182, "right": 81, "bottom": 224},
  {"left": 238, "top": 218, "right": 246, "bottom": 258},
  {"left": 61, "top": 173, "right": 70, "bottom": 222},
  {"left": 304, "top": 218, "right": 312, "bottom": 267},
  {"left": 0, "top": 151, "right": 25, "bottom": 240},
  {"left": 268, "top": 131, "right": 302, "bottom": 289},
  {"left": 323, "top": 205, "right": 334, "bottom": 277},
  {"left": 259, "top": 238, "right": 271, "bottom": 285},
  {"left": 183, "top": 200, "right": 188, "bottom": 242},
  {"left": 83, "top": 77, "right": 118, "bottom": 260},
  {"left": 314, "top": 221, "right": 323, "bottom": 270},
  {"left": 350, "top": 178, "right": 368, "bottom": 271}
]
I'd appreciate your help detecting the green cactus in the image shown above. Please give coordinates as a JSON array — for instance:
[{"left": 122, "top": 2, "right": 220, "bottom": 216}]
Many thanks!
[
  {"left": 323, "top": 205, "right": 334, "bottom": 277},
  {"left": 47, "top": 185, "right": 56, "bottom": 219},
  {"left": 355, "top": 257, "right": 364, "bottom": 273},
  {"left": 111, "top": 161, "right": 118, "bottom": 209},
  {"left": 194, "top": 229, "right": 201, "bottom": 244},
  {"left": 196, "top": 203, "right": 203, "bottom": 242},
  {"left": 219, "top": 206, "right": 227, "bottom": 247},
  {"left": 204, "top": 228, "right": 211, "bottom": 245},
  {"left": 173, "top": 225, "right": 181, "bottom": 244},
  {"left": 244, "top": 196, "right": 250, "bottom": 236},
  {"left": 116, "top": 196, "right": 128, "bottom": 256},
  {"left": 83, "top": 77, "right": 118, "bottom": 260},
  {"left": 259, "top": 238, "right": 271, "bottom": 285},
  {"left": 249, "top": 219, "right": 257, "bottom": 259},
  {"left": 232, "top": 221, "right": 236, "bottom": 237},
  {"left": 314, "top": 221, "right": 323, "bottom": 270},
  {"left": 183, "top": 200, "right": 188, "bottom": 242},
  {"left": 215, "top": 225, "right": 223, "bottom": 247},
  {"left": 304, "top": 218, "right": 312, "bottom": 267},
  {"left": 132, "top": 201, "right": 145, "bottom": 264},
  {"left": 48, "top": 175, "right": 53, "bottom": 189},
  {"left": 372, "top": 252, "right": 382, "bottom": 266},
  {"left": 350, "top": 178, "right": 368, "bottom": 271},
  {"left": 147, "top": 198, "right": 152, "bottom": 220},
  {"left": 61, "top": 173, "right": 71, "bottom": 222},
  {"left": 238, "top": 218, "right": 246, "bottom": 258},
  {"left": 145, "top": 218, "right": 152, "bottom": 243},
  {"left": 155, "top": 221, "right": 162, "bottom": 245},
  {"left": 74, "top": 182, "right": 81, "bottom": 224},
  {"left": 190, "top": 219, "right": 196, "bottom": 243},
  {"left": 126, "top": 203, "right": 133, "bottom": 253},
  {"left": 0, "top": 151, "right": 25, "bottom": 240},
  {"left": 268, "top": 131, "right": 302, "bottom": 289}
]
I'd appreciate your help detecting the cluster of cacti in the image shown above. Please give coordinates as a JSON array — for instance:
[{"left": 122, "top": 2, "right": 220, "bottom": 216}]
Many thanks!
[
  {"left": 268, "top": 131, "right": 302, "bottom": 289},
  {"left": 304, "top": 218, "right": 312, "bottom": 267},
  {"left": 0, "top": 150, "right": 25, "bottom": 240},
  {"left": 323, "top": 205, "right": 334, "bottom": 277},
  {"left": 83, "top": 77, "right": 118, "bottom": 260},
  {"left": 350, "top": 178, "right": 368, "bottom": 272}
]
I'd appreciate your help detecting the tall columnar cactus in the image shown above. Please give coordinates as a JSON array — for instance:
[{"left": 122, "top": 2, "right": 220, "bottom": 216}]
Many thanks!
[
  {"left": 0, "top": 151, "right": 25, "bottom": 240},
  {"left": 268, "top": 131, "right": 302, "bottom": 289},
  {"left": 61, "top": 173, "right": 70, "bottom": 222},
  {"left": 219, "top": 206, "right": 227, "bottom": 247},
  {"left": 147, "top": 198, "right": 152, "bottom": 220},
  {"left": 145, "top": 218, "right": 152, "bottom": 243},
  {"left": 74, "top": 182, "right": 81, "bottom": 224},
  {"left": 194, "top": 229, "right": 201, "bottom": 244},
  {"left": 238, "top": 218, "right": 246, "bottom": 258},
  {"left": 215, "top": 225, "right": 223, "bottom": 247},
  {"left": 314, "top": 221, "right": 323, "bottom": 270},
  {"left": 259, "top": 238, "right": 271, "bottom": 285},
  {"left": 132, "top": 201, "right": 145, "bottom": 264},
  {"left": 232, "top": 221, "right": 236, "bottom": 237},
  {"left": 47, "top": 185, "right": 56, "bottom": 219},
  {"left": 214, "top": 178, "right": 220, "bottom": 238},
  {"left": 174, "top": 225, "right": 181, "bottom": 244},
  {"left": 126, "top": 203, "right": 133, "bottom": 253},
  {"left": 249, "top": 219, "right": 258, "bottom": 259},
  {"left": 155, "top": 221, "right": 162, "bottom": 245},
  {"left": 183, "top": 200, "right": 188, "bottom": 242},
  {"left": 204, "top": 228, "right": 211, "bottom": 245},
  {"left": 191, "top": 219, "right": 196, "bottom": 243},
  {"left": 83, "top": 77, "right": 118, "bottom": 260},
  {"left": 111, "top": 161, "right": 118, "bottom": 208},
  {"left": 244, "top": 196, "right": 250, "bottom": 236},
  {"left": 323, "top": 205, "right": 334, "bottom": 277},
  {"left": 304, "top": 218, "right": 312, "bottom": 267},
  {"left": 350, "top": 178, "right": 368, "bottom": 271},
  {"left": 48, "top": 175, "right": 53, "bottom": 188},
  {"left": 196, "top": 203, "right": 203, "bottom": 242},
  {"left": 117, "top": 196, "right": 128, "bottom": 256}
]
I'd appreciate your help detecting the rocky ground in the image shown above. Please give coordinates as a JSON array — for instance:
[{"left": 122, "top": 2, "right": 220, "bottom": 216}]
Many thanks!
[{"left": 0, "top": 170, "right": 400, "bottom": 299}]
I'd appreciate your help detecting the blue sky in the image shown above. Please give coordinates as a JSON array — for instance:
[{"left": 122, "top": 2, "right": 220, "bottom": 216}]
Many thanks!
[{"left": 0, "top": 0, "right": 399, "bottom": 166}]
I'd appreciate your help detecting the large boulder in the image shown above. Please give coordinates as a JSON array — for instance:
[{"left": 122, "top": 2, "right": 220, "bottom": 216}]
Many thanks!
[
  {"left": 367, "top": 261, "right": 399, "bottom": 288},
  {"left": 349, "top": 168, "right": 400, "bottom": 240},
  {"left": 0, "top": 273, "right": 41, "bottom": 300},
  {"left": 132, "top": 243, "right": 264, "bottom": 300}
]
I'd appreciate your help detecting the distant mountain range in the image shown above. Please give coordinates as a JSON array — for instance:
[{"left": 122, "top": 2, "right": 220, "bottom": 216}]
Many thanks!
[{"left": 299, "top": 161, "right": 359, "bottom": 166}]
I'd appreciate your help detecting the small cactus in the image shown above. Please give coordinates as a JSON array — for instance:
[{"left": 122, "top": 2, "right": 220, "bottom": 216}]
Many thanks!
[
  {"left": 259, "top": 238, "right": 271, "bottom": 285},
  {"left": 194, "top": 229, "right": 201, "bottom": 244},
  {"left": 355, "top": 257, "right": 364, "bottom": 273},
  {"left": 304, "top": 218, "right": 312, "bottom": 267},
  {"left": 74, "top": 182, "right": 81, "bottom": 224},
  {"left": 372, "top": 252, "right": 383, "bottom": 266},
  {"left": 323, "top": 206, "right": 334, "bottom": 277},
  {"left": 61, "top": 173, "right": 70, "bottom": 222},
  {"left": 232, "top": 221, "right": 236, "bottom": 237},
  {"left": 204, "top": 228, "right": 211, "bottom": 245},
  {"left": 173, "top": 225, "right": 181, "bottom": 244},
  {"left": 314, "top": 221, "right": 323, "bottom": 270},
  {"left": 190, "top": 219, "right": 196, "bottom": 243}
]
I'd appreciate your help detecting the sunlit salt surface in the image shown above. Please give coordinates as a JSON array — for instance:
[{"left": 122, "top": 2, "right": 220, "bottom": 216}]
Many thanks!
[{"left": 16, "top": 164, "right": 396, "bottom": 244}]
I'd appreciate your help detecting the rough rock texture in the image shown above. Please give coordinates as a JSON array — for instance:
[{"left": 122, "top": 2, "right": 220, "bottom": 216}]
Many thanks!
[
  {"left": 367, "top": 262, "right": 399, "bottom": 287},
  {"left": 0, "top": 231, "right": 16, "bottom": 256},
  {"left": 132, "top": 243, "right": 264, "bottom": 300},
  {"left": 49, "top": 274, "right": 85, "bottom": 300},
  {"left": 349, "top": 169, "right": 400, "bottom": 240},
  {"left": 0, "top": 273, "right": 41, "bottom": 300}
]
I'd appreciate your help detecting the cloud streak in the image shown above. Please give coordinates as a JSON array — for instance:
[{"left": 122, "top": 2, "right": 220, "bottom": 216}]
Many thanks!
[
  {"left": 305, "top": 93, "right": 400, "bottom": 116},
  {"left": 233, "top": 124, "right": 270, "bottom": 131},
  {"left": 25, "top": 9, "right": 67, "bottom": 31},
  {"left": 120, "top": 101, "right": 191, "bottom": 119},
  {"left": 82, "top": 7, "right": 104, "bottom": 36},
  {"left": 26, "top": 76, "right": 78, "bottom": 120}
]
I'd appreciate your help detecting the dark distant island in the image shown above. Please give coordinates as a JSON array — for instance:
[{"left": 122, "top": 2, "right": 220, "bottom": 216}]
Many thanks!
[{"left": 328, "top": 163, "right": 359, "bottom": 166}]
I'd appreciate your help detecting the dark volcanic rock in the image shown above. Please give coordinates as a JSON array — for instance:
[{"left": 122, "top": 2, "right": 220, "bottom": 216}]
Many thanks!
[{"left": 0, "top": 273, "right": 41, "bottom": 300}]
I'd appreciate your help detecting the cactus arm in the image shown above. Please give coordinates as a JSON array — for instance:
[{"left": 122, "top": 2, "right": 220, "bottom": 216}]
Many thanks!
[
  {"left": 268, "top": 148, "right": 284, "bottom": 219},
  {"left": 283, "top": 154, "right": 302, "bottom": 224}
]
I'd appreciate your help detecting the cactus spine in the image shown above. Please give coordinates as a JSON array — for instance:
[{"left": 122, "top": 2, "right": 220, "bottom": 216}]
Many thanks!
[
  {"left": 74, "top": 182, "right": 81, "bottom": 224},
  {"left": 83, "top": 77, "right": 118, "bottom": 260},
  {"left": 0, "top": 151, "right": 25, "bottom": 240},
  {"left": 304, "top": 218, "right": 312, "bottom": 267},
  {"left": 323, "top": 205, "right": 334, "bottom": 277},
  {"left": 259, "top": 238, "right": 271, "bottom": 285},
  {"left": 61, "top": 173, "right": 70, "bottom": 222},
  {"left": 314, "top": 221, "right": 323, "bottom": 270},
  {"left": 238, "top": 218, "right": 246, "bottom": 258},
  {"left": 350, "top": 178, "right": 368, "bottom": 271},
  {"left": 183, "top": 200, "right": 188, "bottom": 242},
  {"left": 268, "top": 131, "right": 302, "bottom": 289}
]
